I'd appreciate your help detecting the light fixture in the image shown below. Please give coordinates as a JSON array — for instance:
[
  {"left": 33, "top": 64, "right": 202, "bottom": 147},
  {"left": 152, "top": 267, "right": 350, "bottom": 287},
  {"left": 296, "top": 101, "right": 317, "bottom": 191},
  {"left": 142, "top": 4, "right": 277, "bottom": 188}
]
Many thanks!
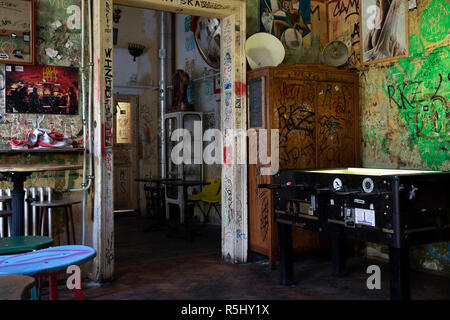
[{"left": 128, "top": 43, "right": 145, "bottom": 62}]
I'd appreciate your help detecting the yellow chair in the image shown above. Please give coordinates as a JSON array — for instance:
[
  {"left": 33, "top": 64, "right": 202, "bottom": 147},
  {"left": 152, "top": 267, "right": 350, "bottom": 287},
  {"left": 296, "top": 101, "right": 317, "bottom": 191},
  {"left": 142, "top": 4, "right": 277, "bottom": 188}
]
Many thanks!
[
  {"left": 188, "top": 178, "right": 221, "bottom": 223},
  {"left": 201, "top": 188, "right": 221, "bottom": 220}
]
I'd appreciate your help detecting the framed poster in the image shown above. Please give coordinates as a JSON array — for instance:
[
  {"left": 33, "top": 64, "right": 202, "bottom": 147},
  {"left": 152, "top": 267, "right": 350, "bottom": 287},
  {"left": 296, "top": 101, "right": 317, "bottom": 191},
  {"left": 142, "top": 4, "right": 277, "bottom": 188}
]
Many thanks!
[
  {"left": 360, "top": 0, "right": 409, "bottom": 65},
  {"left": 5, "top": 64, "right": 79, "bottom": 115},
  {"left": 248, "top": 77, "right": 265, "bottom": 129},
  {"left": 0, "top": 0, "right": 35, "bottom": 65}
]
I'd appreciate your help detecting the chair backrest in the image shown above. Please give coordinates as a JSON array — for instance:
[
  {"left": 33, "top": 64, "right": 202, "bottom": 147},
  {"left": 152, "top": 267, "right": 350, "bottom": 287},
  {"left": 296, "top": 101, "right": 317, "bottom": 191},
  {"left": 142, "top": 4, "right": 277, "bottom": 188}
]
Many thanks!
[{"left": 202, "top": 178, "right": 221, "bottom": 197}]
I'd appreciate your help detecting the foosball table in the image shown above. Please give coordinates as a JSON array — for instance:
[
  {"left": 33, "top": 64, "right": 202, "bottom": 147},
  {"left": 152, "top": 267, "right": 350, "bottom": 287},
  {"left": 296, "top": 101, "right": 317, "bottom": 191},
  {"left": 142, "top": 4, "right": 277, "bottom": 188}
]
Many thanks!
[{"left": 259, "top": 168, "right": 450, "bottom": 300}]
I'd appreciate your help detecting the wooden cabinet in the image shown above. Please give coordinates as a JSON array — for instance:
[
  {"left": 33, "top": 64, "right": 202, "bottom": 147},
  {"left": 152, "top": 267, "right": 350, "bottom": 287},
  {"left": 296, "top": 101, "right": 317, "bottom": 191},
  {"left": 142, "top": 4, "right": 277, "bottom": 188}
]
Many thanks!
[{"left": 247, "top": 64, "right": 360, "bottom": 266}]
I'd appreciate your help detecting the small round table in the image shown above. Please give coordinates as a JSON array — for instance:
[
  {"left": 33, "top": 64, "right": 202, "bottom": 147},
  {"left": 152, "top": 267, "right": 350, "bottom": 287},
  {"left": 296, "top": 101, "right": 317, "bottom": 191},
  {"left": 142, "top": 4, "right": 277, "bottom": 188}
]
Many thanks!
[
  {"left": 0, "top": 236, "right": 53, "bottom": 255},
  {"left": 0, "top": 245, "right": 96, "bottom": 300},
  {"left": 0, "top": 164, "right": 82, "bottom": 236}
]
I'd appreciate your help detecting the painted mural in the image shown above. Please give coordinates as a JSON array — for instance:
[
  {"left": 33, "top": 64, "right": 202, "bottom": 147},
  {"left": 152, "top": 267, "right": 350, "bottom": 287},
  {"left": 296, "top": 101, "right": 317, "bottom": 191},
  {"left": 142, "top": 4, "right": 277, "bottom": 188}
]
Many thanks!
[
  {"left": 260, "top": 0, "right": 312, "bottom": 48},
  {"left": 247, "top": 0, "right": 327, "bottom": 64}
]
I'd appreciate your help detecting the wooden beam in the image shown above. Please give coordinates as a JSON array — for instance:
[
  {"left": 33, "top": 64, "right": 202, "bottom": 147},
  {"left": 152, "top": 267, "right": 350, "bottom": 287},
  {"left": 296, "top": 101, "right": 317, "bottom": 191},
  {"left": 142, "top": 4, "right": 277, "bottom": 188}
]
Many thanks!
[{"left": 92, "top": 0, "right": 115, "bottom": 282}]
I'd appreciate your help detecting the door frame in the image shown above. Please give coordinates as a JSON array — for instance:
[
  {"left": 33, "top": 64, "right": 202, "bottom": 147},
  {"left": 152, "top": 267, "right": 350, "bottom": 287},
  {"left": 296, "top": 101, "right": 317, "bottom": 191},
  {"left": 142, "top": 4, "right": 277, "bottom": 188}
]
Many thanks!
[{"left": 92, "top": 0, "right": 248, "bottom": 281}]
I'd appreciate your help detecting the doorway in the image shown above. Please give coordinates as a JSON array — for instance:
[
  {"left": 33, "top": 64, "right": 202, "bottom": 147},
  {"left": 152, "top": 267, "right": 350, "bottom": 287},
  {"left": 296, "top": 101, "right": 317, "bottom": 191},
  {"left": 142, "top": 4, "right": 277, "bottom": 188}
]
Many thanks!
[
  {"left": 113, "top": 94, "right": 139, "bottom": 214},
  {"left": 92, "top": 0, "right": 247, "bottom": 282}
]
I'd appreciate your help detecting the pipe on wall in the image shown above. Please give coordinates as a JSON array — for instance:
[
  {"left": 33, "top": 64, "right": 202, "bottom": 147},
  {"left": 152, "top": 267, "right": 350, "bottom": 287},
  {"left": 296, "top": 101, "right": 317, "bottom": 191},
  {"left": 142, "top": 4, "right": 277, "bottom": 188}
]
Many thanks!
[{"left": 159, "top": 11, "right": 173, "bottom": 178}]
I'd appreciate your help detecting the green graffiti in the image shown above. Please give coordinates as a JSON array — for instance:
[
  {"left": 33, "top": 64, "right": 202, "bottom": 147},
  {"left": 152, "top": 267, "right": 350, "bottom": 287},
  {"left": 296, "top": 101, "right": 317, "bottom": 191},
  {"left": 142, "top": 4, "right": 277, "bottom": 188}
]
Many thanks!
[
  {"left": 383, "top": 46, "right": 450, "bottom": 169},
  {"left": 409, "top": 34, "right": 425, "bottom": 58},
  {"left": 366, "top": 129, "right": 391, "bottom": 154},
  {"left": 420, "top": 0, "right": 450, "bottom": 43}
]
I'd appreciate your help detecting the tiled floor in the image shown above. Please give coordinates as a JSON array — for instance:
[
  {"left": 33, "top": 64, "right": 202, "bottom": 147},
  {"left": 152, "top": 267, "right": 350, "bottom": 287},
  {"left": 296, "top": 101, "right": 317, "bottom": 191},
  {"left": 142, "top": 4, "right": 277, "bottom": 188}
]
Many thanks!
[{"left": 43, "top": 214, "right": 450, "bottom": 300}]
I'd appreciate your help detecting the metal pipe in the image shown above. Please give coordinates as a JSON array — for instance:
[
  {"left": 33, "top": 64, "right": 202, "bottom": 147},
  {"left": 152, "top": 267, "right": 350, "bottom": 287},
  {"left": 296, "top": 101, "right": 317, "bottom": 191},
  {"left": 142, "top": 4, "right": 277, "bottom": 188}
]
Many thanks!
[{"left": 159, "top": 11, "right": 168, "bottom": 178}]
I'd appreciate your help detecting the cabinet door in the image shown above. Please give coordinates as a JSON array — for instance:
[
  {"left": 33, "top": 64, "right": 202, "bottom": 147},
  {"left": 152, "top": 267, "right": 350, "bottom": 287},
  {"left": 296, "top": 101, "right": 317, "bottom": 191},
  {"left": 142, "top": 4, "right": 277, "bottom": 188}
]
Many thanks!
[
  {"left": 316, "top": 82, "right": 356, "bottom": 168},
  {"left": 271, "top": 80, "right": 317, "bottom": 169}
]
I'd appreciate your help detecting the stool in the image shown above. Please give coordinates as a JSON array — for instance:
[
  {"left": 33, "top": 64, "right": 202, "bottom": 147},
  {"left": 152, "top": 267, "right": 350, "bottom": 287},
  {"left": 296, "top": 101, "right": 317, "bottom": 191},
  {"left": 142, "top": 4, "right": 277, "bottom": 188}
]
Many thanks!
[
  {"left": 0, "top": 236, "right": 53, "bottom": 300},
  {"left": 0, "top": 275, "right": 36, "bottom": 300},
  {"left": 31, "top": 200, "right": 81, "bottom": 245}
]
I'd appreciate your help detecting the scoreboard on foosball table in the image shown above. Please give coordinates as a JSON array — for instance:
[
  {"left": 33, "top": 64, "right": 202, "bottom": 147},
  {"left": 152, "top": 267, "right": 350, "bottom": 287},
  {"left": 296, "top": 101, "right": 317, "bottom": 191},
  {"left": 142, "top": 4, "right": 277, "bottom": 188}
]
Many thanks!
[{"left": 259, "top": 168, "right": 450, "bottom": 300}]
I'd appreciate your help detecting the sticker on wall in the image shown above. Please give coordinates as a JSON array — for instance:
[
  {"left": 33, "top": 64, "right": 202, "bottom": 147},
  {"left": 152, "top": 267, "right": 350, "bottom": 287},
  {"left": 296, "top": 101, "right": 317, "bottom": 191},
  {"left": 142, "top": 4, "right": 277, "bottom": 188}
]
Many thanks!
[
  {"left": 185, "top": 15, "right": 192, "bottom": 32},
  {"left": 5, "top": 65, "right": 79, "bottom": 114},
  {"left": 185, "top": 34, "right": 196, "bottom": 52}
]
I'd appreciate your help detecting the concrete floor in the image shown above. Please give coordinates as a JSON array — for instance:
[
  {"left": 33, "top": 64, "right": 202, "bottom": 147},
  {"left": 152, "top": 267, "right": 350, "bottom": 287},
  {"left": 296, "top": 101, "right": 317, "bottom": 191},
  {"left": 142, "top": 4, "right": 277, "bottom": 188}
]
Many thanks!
[{"left": 43, "top": 214, "right": 450, "bottom": 300}]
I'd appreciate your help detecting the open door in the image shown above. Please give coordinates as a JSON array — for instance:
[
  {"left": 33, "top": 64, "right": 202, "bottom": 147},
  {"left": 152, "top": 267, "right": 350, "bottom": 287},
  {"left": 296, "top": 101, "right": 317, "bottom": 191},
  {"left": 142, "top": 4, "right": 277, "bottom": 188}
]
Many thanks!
[{"left": 113, "top": 94, "right": 139, "bottom": 213}]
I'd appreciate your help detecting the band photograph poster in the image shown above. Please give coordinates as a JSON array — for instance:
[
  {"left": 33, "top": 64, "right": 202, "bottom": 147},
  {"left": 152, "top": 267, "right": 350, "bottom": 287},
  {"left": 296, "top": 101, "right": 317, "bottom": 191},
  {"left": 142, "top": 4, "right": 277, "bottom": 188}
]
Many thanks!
[
  {"left": 360, "top": 0, "right": 408, "bottom": 64},
  {"left": 5, "top": 65, "right": 79, "bottom": 115}
]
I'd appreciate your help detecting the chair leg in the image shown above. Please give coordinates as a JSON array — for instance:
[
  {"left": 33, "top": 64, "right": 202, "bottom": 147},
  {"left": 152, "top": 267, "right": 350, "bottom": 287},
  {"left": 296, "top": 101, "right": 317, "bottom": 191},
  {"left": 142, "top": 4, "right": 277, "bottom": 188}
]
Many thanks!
[
  {"left": 7, "top": 216, "right": 12, "bottom": 237},
  {"left": 64, "top": 206, "right": 70, "bottom": 244},
  {"left": 74, "top": 287, "right": 84, "bottom": 300},
  {"left": 31, "top": 285, "right": 38, "bottom": 300},
  {"left": 49, "top": 273, "right": 59, "bottom": 300},
  {"left": 69, "top": 205, "right": 76, "bottom": 244},
  {"left": 37, "top": 207, "right": 43, "bottom": 236},
  {"left": 213, "top": 203, "right": 221, "bottom": 218},
  {"left": 43, "top": 208, "right": 49, "bottom": 237}
]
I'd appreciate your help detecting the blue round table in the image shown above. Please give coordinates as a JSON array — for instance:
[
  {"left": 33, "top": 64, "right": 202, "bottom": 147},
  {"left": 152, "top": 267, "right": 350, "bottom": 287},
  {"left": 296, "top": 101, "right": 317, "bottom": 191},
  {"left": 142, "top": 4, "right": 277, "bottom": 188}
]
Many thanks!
[{"left": 0, "top": 245, "right": 96, "bottom": 300}]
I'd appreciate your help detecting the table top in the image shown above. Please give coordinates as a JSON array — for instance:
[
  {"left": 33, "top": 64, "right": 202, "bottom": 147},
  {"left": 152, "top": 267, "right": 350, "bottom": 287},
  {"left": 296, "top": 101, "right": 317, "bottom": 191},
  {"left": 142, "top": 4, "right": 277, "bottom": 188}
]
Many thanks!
[
  {"left": 304, "top": 168, "right": 446, "bottom": 176},
  {"left": 0, "top": 275, "right": 36, "bottom": 300},
  {"left": 160, "top": 180, "right": 211, "bottom": 187},
  {"left": 0, "top": 144, "right": 84, "bottom": 154},
  {"left": 134, "top": 178, "right": 182, "bottom": 183},
  {"left": 0, "top": 236, "right": 53, "bottom": 255},
  {"left": 0, "top": 245, "right": 96, "bottom": 276},
  {"left": 0, "top": 164, "right": 83, "bottom": 173}
]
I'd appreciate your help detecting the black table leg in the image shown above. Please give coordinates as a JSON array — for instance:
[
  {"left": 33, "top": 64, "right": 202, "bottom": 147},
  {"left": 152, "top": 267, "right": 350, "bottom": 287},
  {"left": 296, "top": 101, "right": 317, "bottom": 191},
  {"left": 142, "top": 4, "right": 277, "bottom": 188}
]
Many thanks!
[
  {"left": 331, "top": 231, "right": 347, "bottom": 277},
  {"left": 389, "top": 247, "right": 411, "bottom": 300},
  {"left": 9, "top": 173, "right": 29, "bottom": 236},
  {"left": 278, "top": 223, "right": 294, "bottom": 286}
]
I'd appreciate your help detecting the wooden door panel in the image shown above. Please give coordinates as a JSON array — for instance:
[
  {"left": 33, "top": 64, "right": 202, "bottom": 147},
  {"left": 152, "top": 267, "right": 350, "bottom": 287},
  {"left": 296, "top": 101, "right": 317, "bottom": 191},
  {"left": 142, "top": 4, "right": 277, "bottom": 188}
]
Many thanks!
[
  {"left": 316, "top": 82, "right": 355, "bottom": 168},
  {"left": 271, "top": 80, "right": 316, "bottom": 169},
  {"left": 248, "top": 163, "right": 273, "bottom": 255}
]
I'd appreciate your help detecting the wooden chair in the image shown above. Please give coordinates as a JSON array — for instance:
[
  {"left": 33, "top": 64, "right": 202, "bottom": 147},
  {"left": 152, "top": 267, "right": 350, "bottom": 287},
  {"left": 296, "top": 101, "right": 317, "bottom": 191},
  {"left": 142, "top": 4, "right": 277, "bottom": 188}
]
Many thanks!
[{"left": 31, "top": 200, "right": 81, "bottom": 245}]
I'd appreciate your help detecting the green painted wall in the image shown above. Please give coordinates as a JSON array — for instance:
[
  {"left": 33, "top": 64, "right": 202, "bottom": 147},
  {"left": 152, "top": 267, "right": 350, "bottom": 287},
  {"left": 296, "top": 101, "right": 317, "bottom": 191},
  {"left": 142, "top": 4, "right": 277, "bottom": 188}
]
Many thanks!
[{"left": 359, "top": 0, "right": 450, "bottom": 276}]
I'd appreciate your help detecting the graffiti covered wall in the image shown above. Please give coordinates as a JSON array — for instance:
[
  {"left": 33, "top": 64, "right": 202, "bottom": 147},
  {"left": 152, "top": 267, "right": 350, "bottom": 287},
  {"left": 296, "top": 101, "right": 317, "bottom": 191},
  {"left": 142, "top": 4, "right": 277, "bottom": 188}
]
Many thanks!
[
  {"left": 0, "top": 1, "right": 85, "bottom": 245},
  {"left": 328, "top": 0, "right": 450, "bottom": 275}
]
